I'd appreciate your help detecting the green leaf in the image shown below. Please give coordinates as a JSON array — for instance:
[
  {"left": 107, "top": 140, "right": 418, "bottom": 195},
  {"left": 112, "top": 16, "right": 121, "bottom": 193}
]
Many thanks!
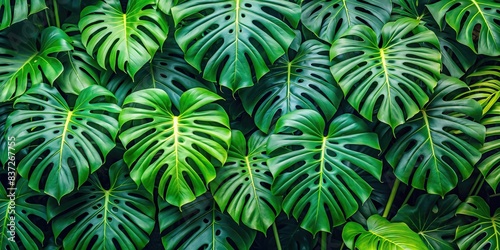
[
  {"left": 78, "top": 0, "right": 169, "bottom": 78},
  {"left": 56, "top": 24, "right": 102, "bottom": 95},
  {"left": 386, "top": 77, "right": 485, "bottom": 196},
  {"left": 477, "top": 103, "right": 500, "bottom": 191},
  {"left": 103, "top": 39, "right": 215, "bottom": 108},
  {"left": 171, "top": 0, "right": 301, "bottom": 92},
  {"left": 156, "top": 0, "right": 177, "bottom": 14},
  {"left": 210, "top": 130, "right": 281, "bottom": 233},
  {"left": 461, "top": 58, "right": 500, "bottom": 115},
  {"left": 0, "top": 0, "right": 46, "bottom": 31},
  {"left": 267, "top": 109, "right": 382, "bottom": 235},
  {"left": 0, "top": 178, "right": 46, "bottom": 250},
  {"left": 0, "top": 101, "right": 13, "bottom": 166},
  {"left": 0, "top": 26, "right": 73, "bottom": 102},
  {"left": 455, "top": 196, "right": 500, "bottom": 250},
  {"left": 240, "top": 39, "right": 342, "bottom": 134},
  {"left": 1, "top": 84, "right": 120, "bottom": 201},
  {"left": 119, "top": 88, "right": 231, "bottom": 207},
  {"left": 301, "top": 0, "right": 392, "bottom": 43},
  {"left": 159, "top": 193, "right": 256, "bottom": 250},
  {"left": 330, "top": 18, "right": 441, "bottom": 130},
  {"left": 392, "top": 194, "right": 462, "bottom": 250},
  {"left": 427, "top": 0, "right": 500, "bottom": 56},
  {"left": 343, "top": 214, "right": 429, "bottom": 250},
  {"left": 47, "top": 160, "right": 156, "bottom": 250}
]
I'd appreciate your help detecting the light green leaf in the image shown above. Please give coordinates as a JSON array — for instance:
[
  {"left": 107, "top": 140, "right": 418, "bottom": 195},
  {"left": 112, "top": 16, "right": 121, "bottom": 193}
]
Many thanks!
[
  {"left": 0, "top": 178, "right": 46, "bottom": 250},
  {"left": 1, "top": 84, "right": 120, "bottom": 201},
  {"left": 79, "top": 0, "right": 169, "bottom": 78},
  {"left": 455, "top": 196, "right": 500, "bottom": 250},
  {"left": 119, "top": 88, "right": 231, "bottom": 207},
  {"left": 0, "top": 0, "right": 46, "bottom": 31},
  {"left": 172, "top": 0, "right": 301, "bottom": 92},
  {"left": 392, "top": 194, "right": 462, "bottom": 250},
  {"left": 302, "top": 0, "right": 391, "bottom": 43},
  {"left": 156, "top": 0, "right": 177, "bottom": 14},
  {"left": 385, "top": 77, "right": 485, "bottom": 196},
  {"left": 330, "top": 18, "right": 441, "bottom": 130},
  {"left": 47, "top": 160, "right": 156, "bottom": 250},
  {"left": 159, "top": 193, "right": 256, "bottom": 250},
  {"left": 240, "top": 39, "right": 342, "bottom": 134},
  {"left": 210, "top": 130, "right": 281, "bottom": 233},
  {"left": 427, "top": 0, "right": 500, "bottom": 56},
  {"left": 461, "top": 58, "right": 500, "bottom": 115},
  {"left": 343, "top": 214, "right": 429, "bottom": 250},
  {"left": 267, "top": 109, "right": 382, "bottom": 235},
  {"left": 0, "top": 26, "right": 73, "bottom": 102}
]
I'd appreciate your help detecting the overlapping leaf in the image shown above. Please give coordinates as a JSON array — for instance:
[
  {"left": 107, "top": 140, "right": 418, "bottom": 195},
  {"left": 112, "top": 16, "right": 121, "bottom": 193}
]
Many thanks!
[
  {"left": 171, "top": 0, "right": 301, "bottom": 92},
  {"left": 56, "top": 24, "right": 102, "bottom": 95},
  {"left": 79, "top": 0, "right": 169, "bottom": 78},
  {"left": 392, "top": 194, "right": 462, "bottom": 250},
  {"left": 461, "top": 58, "right": 500, "bottom": 115},
  {"left": 386, "top": 77, "right": 485, "bottom": 196},
  {"left": 103, "top": 39, "right": 215, "bottom": 108},
  {"left": 240, "top": 39, "right": 342, "bottom": 133},
  {"left": 267, "top": 109, "right": 382, "bottom": 235},
  {"left": 331, "top": 18, "right": 441, "bottom": 130},
  {"left": 0, "top": 101, "right": 13, "bottom": 167},
  {"left": 302, "top": 0, "right": 391, "bottom": 43},
  {"left": 119, "top": 88, "right": 231, "bottom": 207},
  {"left": 0, "top": 26, "right": 73, "bottom": 102},
  {"left": 0, "top": 178, "right": 46, "bottom": 250},
  {"left": 0, "top": 0, "right": 46, "bottom": 31},
  {"left": 343, "top": 214, "right": 428, "bottom": 250},
  {"left": 477, "top": 103, "right": 500, "bottom": 191},
  {"left": 47, "top": 161, "right": 156, "bottom": 250},
  {"left": 427, "top": 0, "right": 500, "bottom": 56},
  {"left": 1, "top": 84, "right": 120, "bottom": 201},
  {"left": 455, "top": 196, "right": 500, "bottom": 250},
  {"left": 159, "top": 194, "right": 256, "bottom": 250},
  {"left": 210, "top": 130, "right": 281, "bottom": 233}
]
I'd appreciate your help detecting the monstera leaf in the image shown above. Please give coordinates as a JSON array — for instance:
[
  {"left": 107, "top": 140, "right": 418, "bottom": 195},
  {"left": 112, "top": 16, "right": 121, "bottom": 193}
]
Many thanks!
[
  {"left": 78, "top": 0, "right": 169, "bottom": 78},
  {"left": 0, "top": 0, "right": 46, "bottom": 31},
  {"left": 386, "top": 77, "right": 485, "bottom": 196},
  {"left": 330, "top": 18, "right": 441, "bottom": 130},
  {"left": 427, "top": 0, "right": 500, "bottom": 56},
  {"left": 210, "top": 130, "right": 281, "bottom": 233},
  {"left": 0, "top": 178, "right": 46, "bottom": 250},
  {"left": 1, "top": 84, "right": 120, "bottom": 201},
  {"left": 392, "top": 194, "right": 462, "bottom": 250},
  {"left": 0, "top": 102, "right": 13, "bottom": 166},
  {"left": 461, "top": 58, "right": 500, "bottom": 115},
  {"left": 0, "top": 26, "right": 73, "bottom": 102},
  {"left": 103, "top": 39, "right": 215, "bottom": 108},
  {"left": 159, "top": 193, "right": 256, "bottom": 250},
  {"left": 267, "top": 109, "right": 382, "bottom": 235},
  {"left": 156, "top": 0, "right": 176, "bottom": 14},
  {"left": 47, "top": 161, "right": 156, "bottom": 250},
  {"left": 455, "top": 196, "right": 500, "bottom": 250},
  {"left": 301, "top": 0, "right": 391, "bottom": 43},
  {"left": 240, "top": 39, "right": 342, "bottom": 133},
  {"left": 56, "top": 24, "right": 102, "bottom": 95},
  {"left": 343, "top": 214, "right": 428, "bottom": 250},
  {"left": 171, "top": 0, "right": 301, "bottom": 92},
  {"left": 119, "top": 88, "right": 231, "bottom": 207},
  {"left": 477, "top": 103, "right": 500, "bottom": 191}
]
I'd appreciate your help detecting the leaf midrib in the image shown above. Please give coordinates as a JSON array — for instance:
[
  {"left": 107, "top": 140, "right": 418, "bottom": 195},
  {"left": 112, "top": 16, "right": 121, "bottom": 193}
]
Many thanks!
[{"left": 58, "top": 111, "right": 73, "bottom": 170}]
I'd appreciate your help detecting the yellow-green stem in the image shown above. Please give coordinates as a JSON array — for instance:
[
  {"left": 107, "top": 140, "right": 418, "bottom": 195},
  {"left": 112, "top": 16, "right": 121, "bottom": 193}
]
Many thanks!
[
  {"left": 383, "top": 179, "right": 401, "bottom": 218},
  {"left": 272, "top": 223, "right": 282, "bottom": 250},
  {"left": 52, "top": 0, "right": 60, "bottom": 28},
  {"left": 402, "top": 187, "right": 414, "bottom": 207}
]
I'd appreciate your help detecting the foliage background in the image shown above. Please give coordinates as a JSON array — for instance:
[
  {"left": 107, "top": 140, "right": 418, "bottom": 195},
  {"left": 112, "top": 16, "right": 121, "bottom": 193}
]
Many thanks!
[{"left": 0, "top": 0, "right": 500, "bottom": 249}]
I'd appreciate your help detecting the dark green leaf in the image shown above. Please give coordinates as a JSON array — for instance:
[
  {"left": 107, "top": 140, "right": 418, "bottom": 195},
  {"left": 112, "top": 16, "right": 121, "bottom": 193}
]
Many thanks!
[{"left": 0, "top": 0, "right": 46, "bottom": 31}]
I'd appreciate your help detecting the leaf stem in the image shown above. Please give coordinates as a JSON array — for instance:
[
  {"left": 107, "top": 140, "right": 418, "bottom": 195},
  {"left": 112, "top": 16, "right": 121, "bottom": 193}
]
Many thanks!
[
  {"left": 321, "top": 231, "right": 327, "bottom": 250},
  {"left": 52, "top": 0, "right": 60, "bottom": 28},
  {"left": 402, "top": 187, "right": 414, "bottom": 207},
  {"left": 473, "top": 178, "right": 485, "bottom": 196},
  {"left": 272, "top": 222, "right": 282, "bottom": 250},
  {"left": 468, "top": 174, "right": 482, "bottom": 197},
  {"left": 45, "top": 9, "right": 51, "bottom": 27},
  {"left": 383, "top": 179, "right": 400, "bottom": 218}
]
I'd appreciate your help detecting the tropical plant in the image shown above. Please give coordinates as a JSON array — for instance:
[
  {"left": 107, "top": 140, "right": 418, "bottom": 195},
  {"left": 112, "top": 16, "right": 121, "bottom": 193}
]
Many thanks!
[{"left": 1, "top": 0, "right": 499, "bottom": 249}]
